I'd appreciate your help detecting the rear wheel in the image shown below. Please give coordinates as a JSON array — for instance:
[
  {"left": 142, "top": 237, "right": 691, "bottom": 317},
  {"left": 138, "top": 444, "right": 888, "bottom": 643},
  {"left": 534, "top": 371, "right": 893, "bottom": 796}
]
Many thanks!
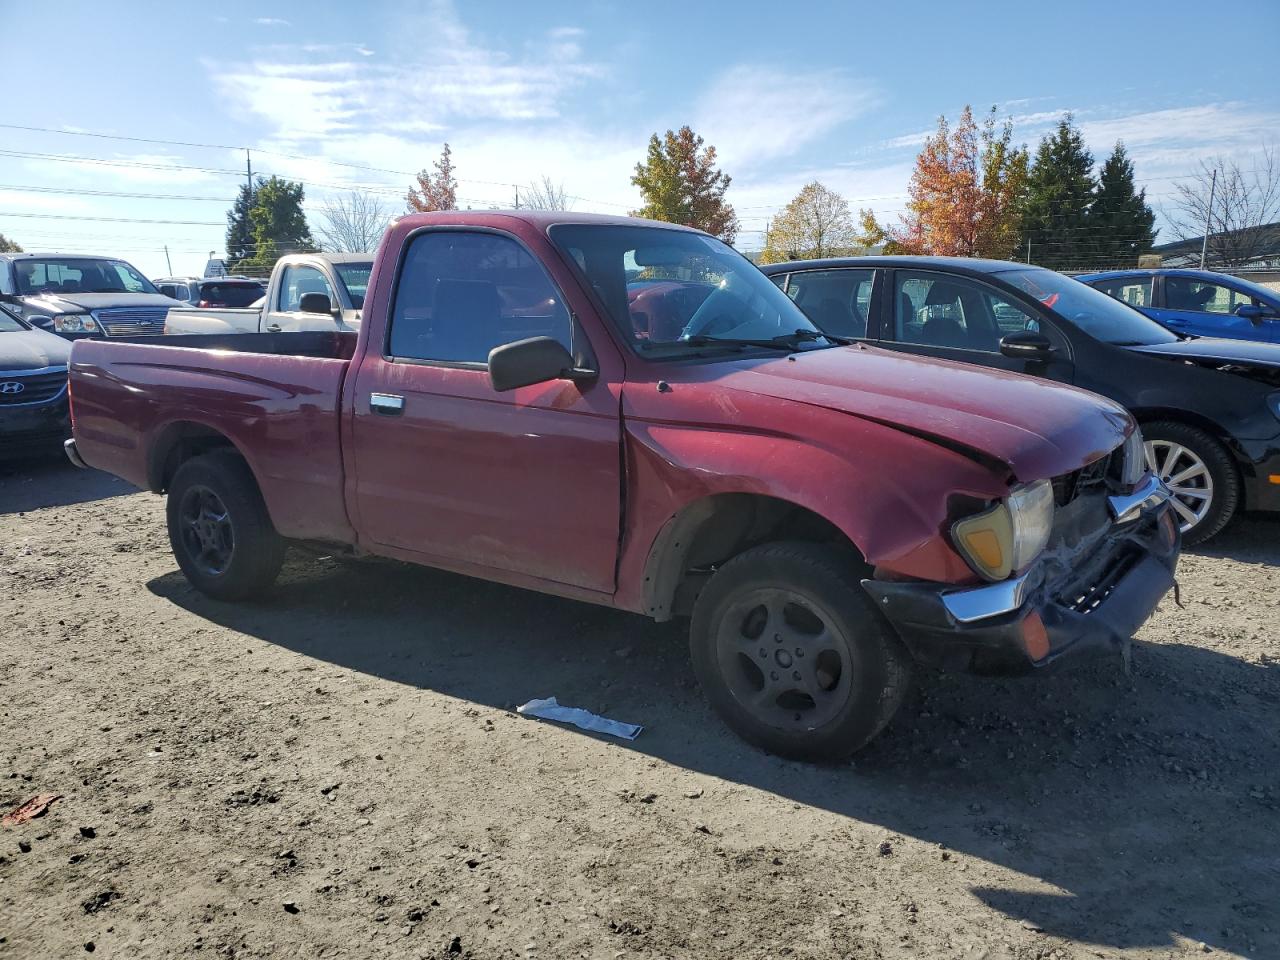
[
  {"left": 166, "top": 451, "right": 286, "bottom": 600},
  {"left": 689, "top": 541, "right": 911, "bottom": 762},
  {"left": 1141, "top": 420, "right": 1238, "bottom": 546}
]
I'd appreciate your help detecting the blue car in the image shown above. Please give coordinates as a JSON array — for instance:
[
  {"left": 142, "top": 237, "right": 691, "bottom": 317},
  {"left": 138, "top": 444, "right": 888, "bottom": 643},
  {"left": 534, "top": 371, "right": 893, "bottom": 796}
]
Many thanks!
[{"left": 1078, "top": 269, "right": 1280, "bottom": 344}]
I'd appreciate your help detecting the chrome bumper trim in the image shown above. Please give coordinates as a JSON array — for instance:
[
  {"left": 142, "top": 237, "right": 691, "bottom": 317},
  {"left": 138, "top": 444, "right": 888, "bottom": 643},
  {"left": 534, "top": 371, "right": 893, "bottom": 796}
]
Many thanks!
[
  {"left": 941, "top": 570, "right": 1032, "bottom": 624},
  {"left": 64, "top": 437, "right": 88, "bottom": 469},
  {"left": 1108, "top": 473, "right": 1170, "bottom": 524}
]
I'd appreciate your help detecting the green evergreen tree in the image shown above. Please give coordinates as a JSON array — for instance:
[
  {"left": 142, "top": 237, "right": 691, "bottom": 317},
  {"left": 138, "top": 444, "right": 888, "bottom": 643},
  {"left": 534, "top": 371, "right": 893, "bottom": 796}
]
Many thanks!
[
  {"left": 239, "top": 176, "right": 316, "bottom": 273},
  {"left": 225, "top": 178, "right": 263, "bottom": 268},
  {"left": 0, "top": 232, "right": 21, "bottom": 253},
  {"left": 631, "top": 126, "right": 738, "bottom": 242},
  {"left": 1022, "top": 116, "right": 1095, "bottom": 269},
  {"left": 1089, "top": 142, "right": 1156, "bottom": 267}
]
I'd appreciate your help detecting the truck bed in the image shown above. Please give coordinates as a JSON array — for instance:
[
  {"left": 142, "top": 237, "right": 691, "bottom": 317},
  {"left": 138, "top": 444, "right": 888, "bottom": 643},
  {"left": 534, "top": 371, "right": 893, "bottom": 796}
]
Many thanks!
[{"left": 69, "top": 332, "right": 359, "bottom": 545}]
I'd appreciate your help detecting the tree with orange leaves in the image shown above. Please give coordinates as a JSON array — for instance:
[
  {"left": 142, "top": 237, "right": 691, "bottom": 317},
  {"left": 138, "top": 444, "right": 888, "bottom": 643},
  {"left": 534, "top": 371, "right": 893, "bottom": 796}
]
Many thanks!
[
  {"left": 406, "top": 143, "right": 458, "bottom": 213},
  {"left": 884, "top": 106, "right": 1028, "bottom": 259}
]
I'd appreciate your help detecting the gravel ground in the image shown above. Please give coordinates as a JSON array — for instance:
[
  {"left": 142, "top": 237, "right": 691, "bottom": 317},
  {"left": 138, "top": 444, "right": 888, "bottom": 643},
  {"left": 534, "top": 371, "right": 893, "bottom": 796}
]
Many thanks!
[{"left": 1, "top": 457, "right": 1277, "bottom": 960}]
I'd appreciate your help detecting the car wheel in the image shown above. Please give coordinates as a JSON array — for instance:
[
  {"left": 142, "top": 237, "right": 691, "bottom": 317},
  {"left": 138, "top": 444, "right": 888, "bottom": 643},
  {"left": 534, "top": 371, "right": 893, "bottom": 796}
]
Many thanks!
[
  {"left": 166, "top": 451, "right": 286, "bottom": 600},
  {"left": 1141, "top": 420, "right": 1238, "bottom": 546},
  {"left": 689, "top": 541, "right": 912, "bottom": 762}
]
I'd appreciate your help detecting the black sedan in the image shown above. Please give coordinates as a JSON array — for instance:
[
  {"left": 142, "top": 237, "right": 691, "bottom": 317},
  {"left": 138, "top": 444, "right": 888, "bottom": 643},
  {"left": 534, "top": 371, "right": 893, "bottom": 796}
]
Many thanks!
[{"left": 758, "top": 256, "right": 1280, "bottom": 545}]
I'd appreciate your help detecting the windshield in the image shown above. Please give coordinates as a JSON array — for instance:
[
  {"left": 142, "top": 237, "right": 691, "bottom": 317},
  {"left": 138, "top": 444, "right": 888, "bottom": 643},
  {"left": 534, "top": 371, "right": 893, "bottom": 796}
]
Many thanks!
[
  {"left": 0, "top": 306, "right": 27, "bottom": 332},
  {"left": 336, "top": 262, "right": 373, "bottom": 310},
  {"left": 549, "top": 225, "right": 827, "bottom": 355},
  {"left": 1223, "top": 274, "right": 1280, "bottom": 305},
  {"left": 13, "top": 257, "right": 159, "bottom": 296},
  {"left": 996, "top": 268, "right": 1178, "bottom": 345}
]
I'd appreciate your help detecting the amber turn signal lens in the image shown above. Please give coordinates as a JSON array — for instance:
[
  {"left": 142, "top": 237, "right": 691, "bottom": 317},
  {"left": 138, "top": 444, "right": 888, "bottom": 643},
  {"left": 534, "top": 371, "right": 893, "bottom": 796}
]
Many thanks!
[{"left": 1021, "top": 611, "right": 1050, "bottom": 662}]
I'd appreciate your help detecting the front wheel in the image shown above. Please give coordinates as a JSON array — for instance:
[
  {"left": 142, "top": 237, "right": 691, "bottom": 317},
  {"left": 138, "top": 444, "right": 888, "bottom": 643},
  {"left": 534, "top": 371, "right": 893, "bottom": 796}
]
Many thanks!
[
  {"left": 166, "top": 451, "right": 286, "bottom": 600},
  {"left": 1141, "top": 421, "right": 1238, "bottom": 546},
  {"left": 689, "top": 541, "right": 912, "bottom": 762}
]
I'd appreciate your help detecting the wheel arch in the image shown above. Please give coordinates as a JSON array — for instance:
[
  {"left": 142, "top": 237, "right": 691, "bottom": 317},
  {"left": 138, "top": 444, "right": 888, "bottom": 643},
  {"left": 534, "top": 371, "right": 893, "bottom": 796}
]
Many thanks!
[
  {"left": 147, "top": 420, "right": 252, "bottom": 493},
  {"left": 640, "top": 492, "right": 867, "bottom": 622}
]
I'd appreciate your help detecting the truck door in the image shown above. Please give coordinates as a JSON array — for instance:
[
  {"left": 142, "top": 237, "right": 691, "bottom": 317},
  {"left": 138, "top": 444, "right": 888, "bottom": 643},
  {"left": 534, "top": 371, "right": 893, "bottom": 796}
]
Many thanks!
[
  {"left": 269, "top": 263, "right": 342, "bottom": 332},
  {"left": 347, "top": 228, "right": 622, "bottom": 595}
]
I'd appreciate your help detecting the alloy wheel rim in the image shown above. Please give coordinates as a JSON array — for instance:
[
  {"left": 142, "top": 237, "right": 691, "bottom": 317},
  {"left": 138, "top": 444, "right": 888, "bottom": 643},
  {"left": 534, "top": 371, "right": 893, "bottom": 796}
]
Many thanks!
[
  {"left": 1144, "top": 439, "right": 1213, "bottom": 532},
  {"left": 714, "top": 587, "right": 854, "bottom": 732},
  {"left": 178, "top": 485, "right": 235, "bottom": 576}
]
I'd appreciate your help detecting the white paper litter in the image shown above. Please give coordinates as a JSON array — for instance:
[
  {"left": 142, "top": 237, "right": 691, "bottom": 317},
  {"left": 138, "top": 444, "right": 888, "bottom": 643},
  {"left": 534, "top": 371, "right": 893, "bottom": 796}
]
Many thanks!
[{"left": 516, "top": 697, "right": 643, "bottom": 741}]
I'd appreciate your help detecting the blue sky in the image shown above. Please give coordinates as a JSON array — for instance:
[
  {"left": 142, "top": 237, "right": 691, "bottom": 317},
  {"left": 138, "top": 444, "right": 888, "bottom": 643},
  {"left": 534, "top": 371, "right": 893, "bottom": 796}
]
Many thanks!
[{"left": 2, "top": 0, "right": 1278, "bottom": 277}]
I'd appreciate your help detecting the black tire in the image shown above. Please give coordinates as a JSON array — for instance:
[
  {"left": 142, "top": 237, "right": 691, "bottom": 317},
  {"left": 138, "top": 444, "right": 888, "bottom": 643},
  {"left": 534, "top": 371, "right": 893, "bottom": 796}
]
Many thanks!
[
  {"left": 1141, "top": 420, "right": 1238, "bottom": 547},
  {"left": 689, "top": 541, "right": 912, "bottom": 762},
  {"left": 166, "top": 451, "right": 286, "bottom": 600}
]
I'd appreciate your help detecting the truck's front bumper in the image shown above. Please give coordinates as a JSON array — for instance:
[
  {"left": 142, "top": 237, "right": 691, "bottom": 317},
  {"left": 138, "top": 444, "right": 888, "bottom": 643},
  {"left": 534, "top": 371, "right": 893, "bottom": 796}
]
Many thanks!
[{"left": 862, "top": 480, "right": 1180, "bottom": 673}]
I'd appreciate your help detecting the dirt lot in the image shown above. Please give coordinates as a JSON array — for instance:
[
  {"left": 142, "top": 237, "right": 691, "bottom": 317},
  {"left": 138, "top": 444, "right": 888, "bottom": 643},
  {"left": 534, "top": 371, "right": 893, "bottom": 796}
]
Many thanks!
[{"left": 1, "top": 457, "right": 1277, "bottom": 960}]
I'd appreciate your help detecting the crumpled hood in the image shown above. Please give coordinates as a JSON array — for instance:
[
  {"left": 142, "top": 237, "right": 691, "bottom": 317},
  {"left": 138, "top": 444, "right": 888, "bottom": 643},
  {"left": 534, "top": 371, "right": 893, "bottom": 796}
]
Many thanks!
[
  {"left": 0, "top": 328, "right": 73, "bottom": 370},
  {"left": 1128, "top": 337, "right": 1280, "bottom": 370},
  {"left": 21, "top": 292, "right": 182, "bottom": 313},
  {"left": 707, "top": 345, "right": 1132, "bottom": 482}
]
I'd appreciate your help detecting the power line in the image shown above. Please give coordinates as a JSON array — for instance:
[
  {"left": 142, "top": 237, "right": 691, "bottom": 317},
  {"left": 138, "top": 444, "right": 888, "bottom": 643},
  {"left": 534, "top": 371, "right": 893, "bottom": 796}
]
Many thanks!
[
  {"left": 0, "top": 211, "right": 224, "bottom": 226},
  {"left": 0, "top": 183, "right": 230, "bottom": 202}
]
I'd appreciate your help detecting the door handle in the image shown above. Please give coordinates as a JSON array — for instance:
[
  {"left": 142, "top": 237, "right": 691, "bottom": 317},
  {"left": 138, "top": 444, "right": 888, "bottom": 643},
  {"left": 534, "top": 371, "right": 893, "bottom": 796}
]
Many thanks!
[
  {"left": 370, "top": 393, "right": 404, "bottom": 416},
  {"left": 265, "top": 322, "right": 282, "bottom": 332}
]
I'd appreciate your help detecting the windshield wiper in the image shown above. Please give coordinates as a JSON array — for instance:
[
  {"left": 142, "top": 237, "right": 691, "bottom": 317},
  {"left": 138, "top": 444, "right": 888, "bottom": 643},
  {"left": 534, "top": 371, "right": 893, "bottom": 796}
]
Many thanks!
[{"left": 679, "top": 329, "right": 842, "bottom": 351}]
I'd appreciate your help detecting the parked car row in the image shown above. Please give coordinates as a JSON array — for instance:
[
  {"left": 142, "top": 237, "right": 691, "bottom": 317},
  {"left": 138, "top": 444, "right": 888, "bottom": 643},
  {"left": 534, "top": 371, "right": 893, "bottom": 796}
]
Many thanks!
[{"left": 8, "top": 213, "right": 1280, "bottom": 760}]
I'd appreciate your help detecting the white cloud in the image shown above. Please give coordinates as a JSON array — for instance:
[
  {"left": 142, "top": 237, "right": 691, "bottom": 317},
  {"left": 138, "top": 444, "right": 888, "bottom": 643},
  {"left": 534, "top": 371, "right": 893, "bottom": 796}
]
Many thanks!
[
  {"left": 254, "top": 17, "right": 290, "bottom": 26},
  {"left": 695, "top": 66, "right": 878, "bottom": 169},
  {"left": 210, "top": 2, "right": 603, "bottom": 142}
]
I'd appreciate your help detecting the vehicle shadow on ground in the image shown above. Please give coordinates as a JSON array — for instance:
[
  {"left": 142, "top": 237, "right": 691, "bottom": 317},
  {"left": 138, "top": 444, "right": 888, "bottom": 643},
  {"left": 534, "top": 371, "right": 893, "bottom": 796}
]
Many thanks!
[
  {"left": 0, "top": 454, "right": 137, "bottom": 514},
  {"left": 148, "top": 557, "right": 1278, "bottom": 957},
  {"left": 1188, "top": 514, "right": 1280, "bottom": 566}
]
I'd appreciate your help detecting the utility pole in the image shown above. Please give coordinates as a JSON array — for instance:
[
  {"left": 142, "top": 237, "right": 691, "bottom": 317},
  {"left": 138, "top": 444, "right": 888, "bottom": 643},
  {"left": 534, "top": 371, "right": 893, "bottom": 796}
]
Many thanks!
[
  {"left": 513, "top": 185, "right": 520, "bottom": 209},
  {"left": 1026, "top": 236, "right": 1031, "bottom": 264},
  {"left": 164, "top": 245, "right": 172, "bottom": 274},
  {"left": 1199, "top": 168, "right": 1217, "bottom": 269},
  {"left": 246, "top": 149, "right": 253, "bottom": 196}
]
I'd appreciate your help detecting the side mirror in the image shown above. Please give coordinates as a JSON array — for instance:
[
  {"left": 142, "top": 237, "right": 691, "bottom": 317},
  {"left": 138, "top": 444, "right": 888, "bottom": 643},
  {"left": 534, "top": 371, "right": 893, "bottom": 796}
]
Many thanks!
[
  {"left": 488, "top": 337, "right": 590, "bottom": 392},
  {"left": 1234, "top": 303, "right": 1276, "bottom": 325},
  {"left": 299, "top": 292, "right": 333, "bottom": 315},
  {"left": 999, "top": 331, "right": 1055, "bottom": 362}
]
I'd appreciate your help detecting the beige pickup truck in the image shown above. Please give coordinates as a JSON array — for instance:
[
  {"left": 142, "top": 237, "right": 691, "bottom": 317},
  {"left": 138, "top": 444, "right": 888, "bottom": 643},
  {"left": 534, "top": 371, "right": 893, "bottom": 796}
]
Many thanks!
[{"left": 163, "top": 254, "right": 372, "bottom": 335}]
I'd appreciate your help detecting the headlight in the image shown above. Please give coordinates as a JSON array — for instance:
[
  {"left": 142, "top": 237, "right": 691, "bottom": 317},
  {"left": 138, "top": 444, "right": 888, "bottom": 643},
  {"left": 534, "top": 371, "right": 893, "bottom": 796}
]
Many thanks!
[
  {"left": 52, "top": 313, "right": 98, "bottom": 333},
  {"left": 951, "top": 479, "right": 1055, "bottom": 581},
  {"left": 1120, "top": 426, "right": 1147, "bottom": 487}
]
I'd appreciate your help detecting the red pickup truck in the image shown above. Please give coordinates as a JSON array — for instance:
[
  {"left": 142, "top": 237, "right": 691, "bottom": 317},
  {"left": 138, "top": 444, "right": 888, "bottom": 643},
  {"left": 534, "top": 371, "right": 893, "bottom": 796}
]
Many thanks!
[{"left": 65, "top": 212, "right": 1179, "bottom": 760}]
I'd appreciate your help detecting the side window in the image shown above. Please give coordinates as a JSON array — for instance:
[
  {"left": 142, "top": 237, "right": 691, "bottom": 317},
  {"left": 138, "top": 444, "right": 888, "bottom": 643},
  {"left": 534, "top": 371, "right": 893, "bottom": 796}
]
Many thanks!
[
  {"left": 1094, "top": 277, "right": 1153, "bottom": 307},
  {"left": 0, "top": 264, "right": 12, "bottom": 295},
  {"left": 888, "top": 271, "right": 1037, "bottom": 352},
  {"left": 279, "top": 265, "right": 335, "bottom": 312},
  {"left": 388, "top": 231, "right": 572, "bottom": 364},
  {"left": 1165, "top": 277, "right": 1250, "bottom": 314},
  {"left": 785, "top": 269, "right": 874, "bottom": 338}
]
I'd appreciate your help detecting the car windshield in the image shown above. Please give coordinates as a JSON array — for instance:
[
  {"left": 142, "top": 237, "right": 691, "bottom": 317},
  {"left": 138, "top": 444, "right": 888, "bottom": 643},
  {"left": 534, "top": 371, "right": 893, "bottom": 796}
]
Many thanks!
[
  {"left": 0, "top": 307, "right": 26, "bottom": 332},
  {"left": 336, "top": 262, "right": 373, "bottom": 310},
  {"left": 996, "top": 268, "right": 1178, "bottom": 345},
  {"left": 1221, "top": 274, "right": 1280, "bottom": 304},
  {"left": 549, "top": 224, "right": 830, "bottom": 355},
  {"left": 13, "top": 257, "right": 159, "bottom": 296}
]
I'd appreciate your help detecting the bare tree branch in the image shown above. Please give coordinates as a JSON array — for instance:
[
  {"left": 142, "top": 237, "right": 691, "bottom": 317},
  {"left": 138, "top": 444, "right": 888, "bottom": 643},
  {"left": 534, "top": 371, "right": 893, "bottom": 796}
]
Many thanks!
[
  {"left": 316, "top": 191, "right": 393, "bottom": 253},
  {"left": 522, "top": 176, "right": 572, "bottom": 211},
  {"left": 1170, "top": 147, "right": 1280, "bottom": 268}
]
